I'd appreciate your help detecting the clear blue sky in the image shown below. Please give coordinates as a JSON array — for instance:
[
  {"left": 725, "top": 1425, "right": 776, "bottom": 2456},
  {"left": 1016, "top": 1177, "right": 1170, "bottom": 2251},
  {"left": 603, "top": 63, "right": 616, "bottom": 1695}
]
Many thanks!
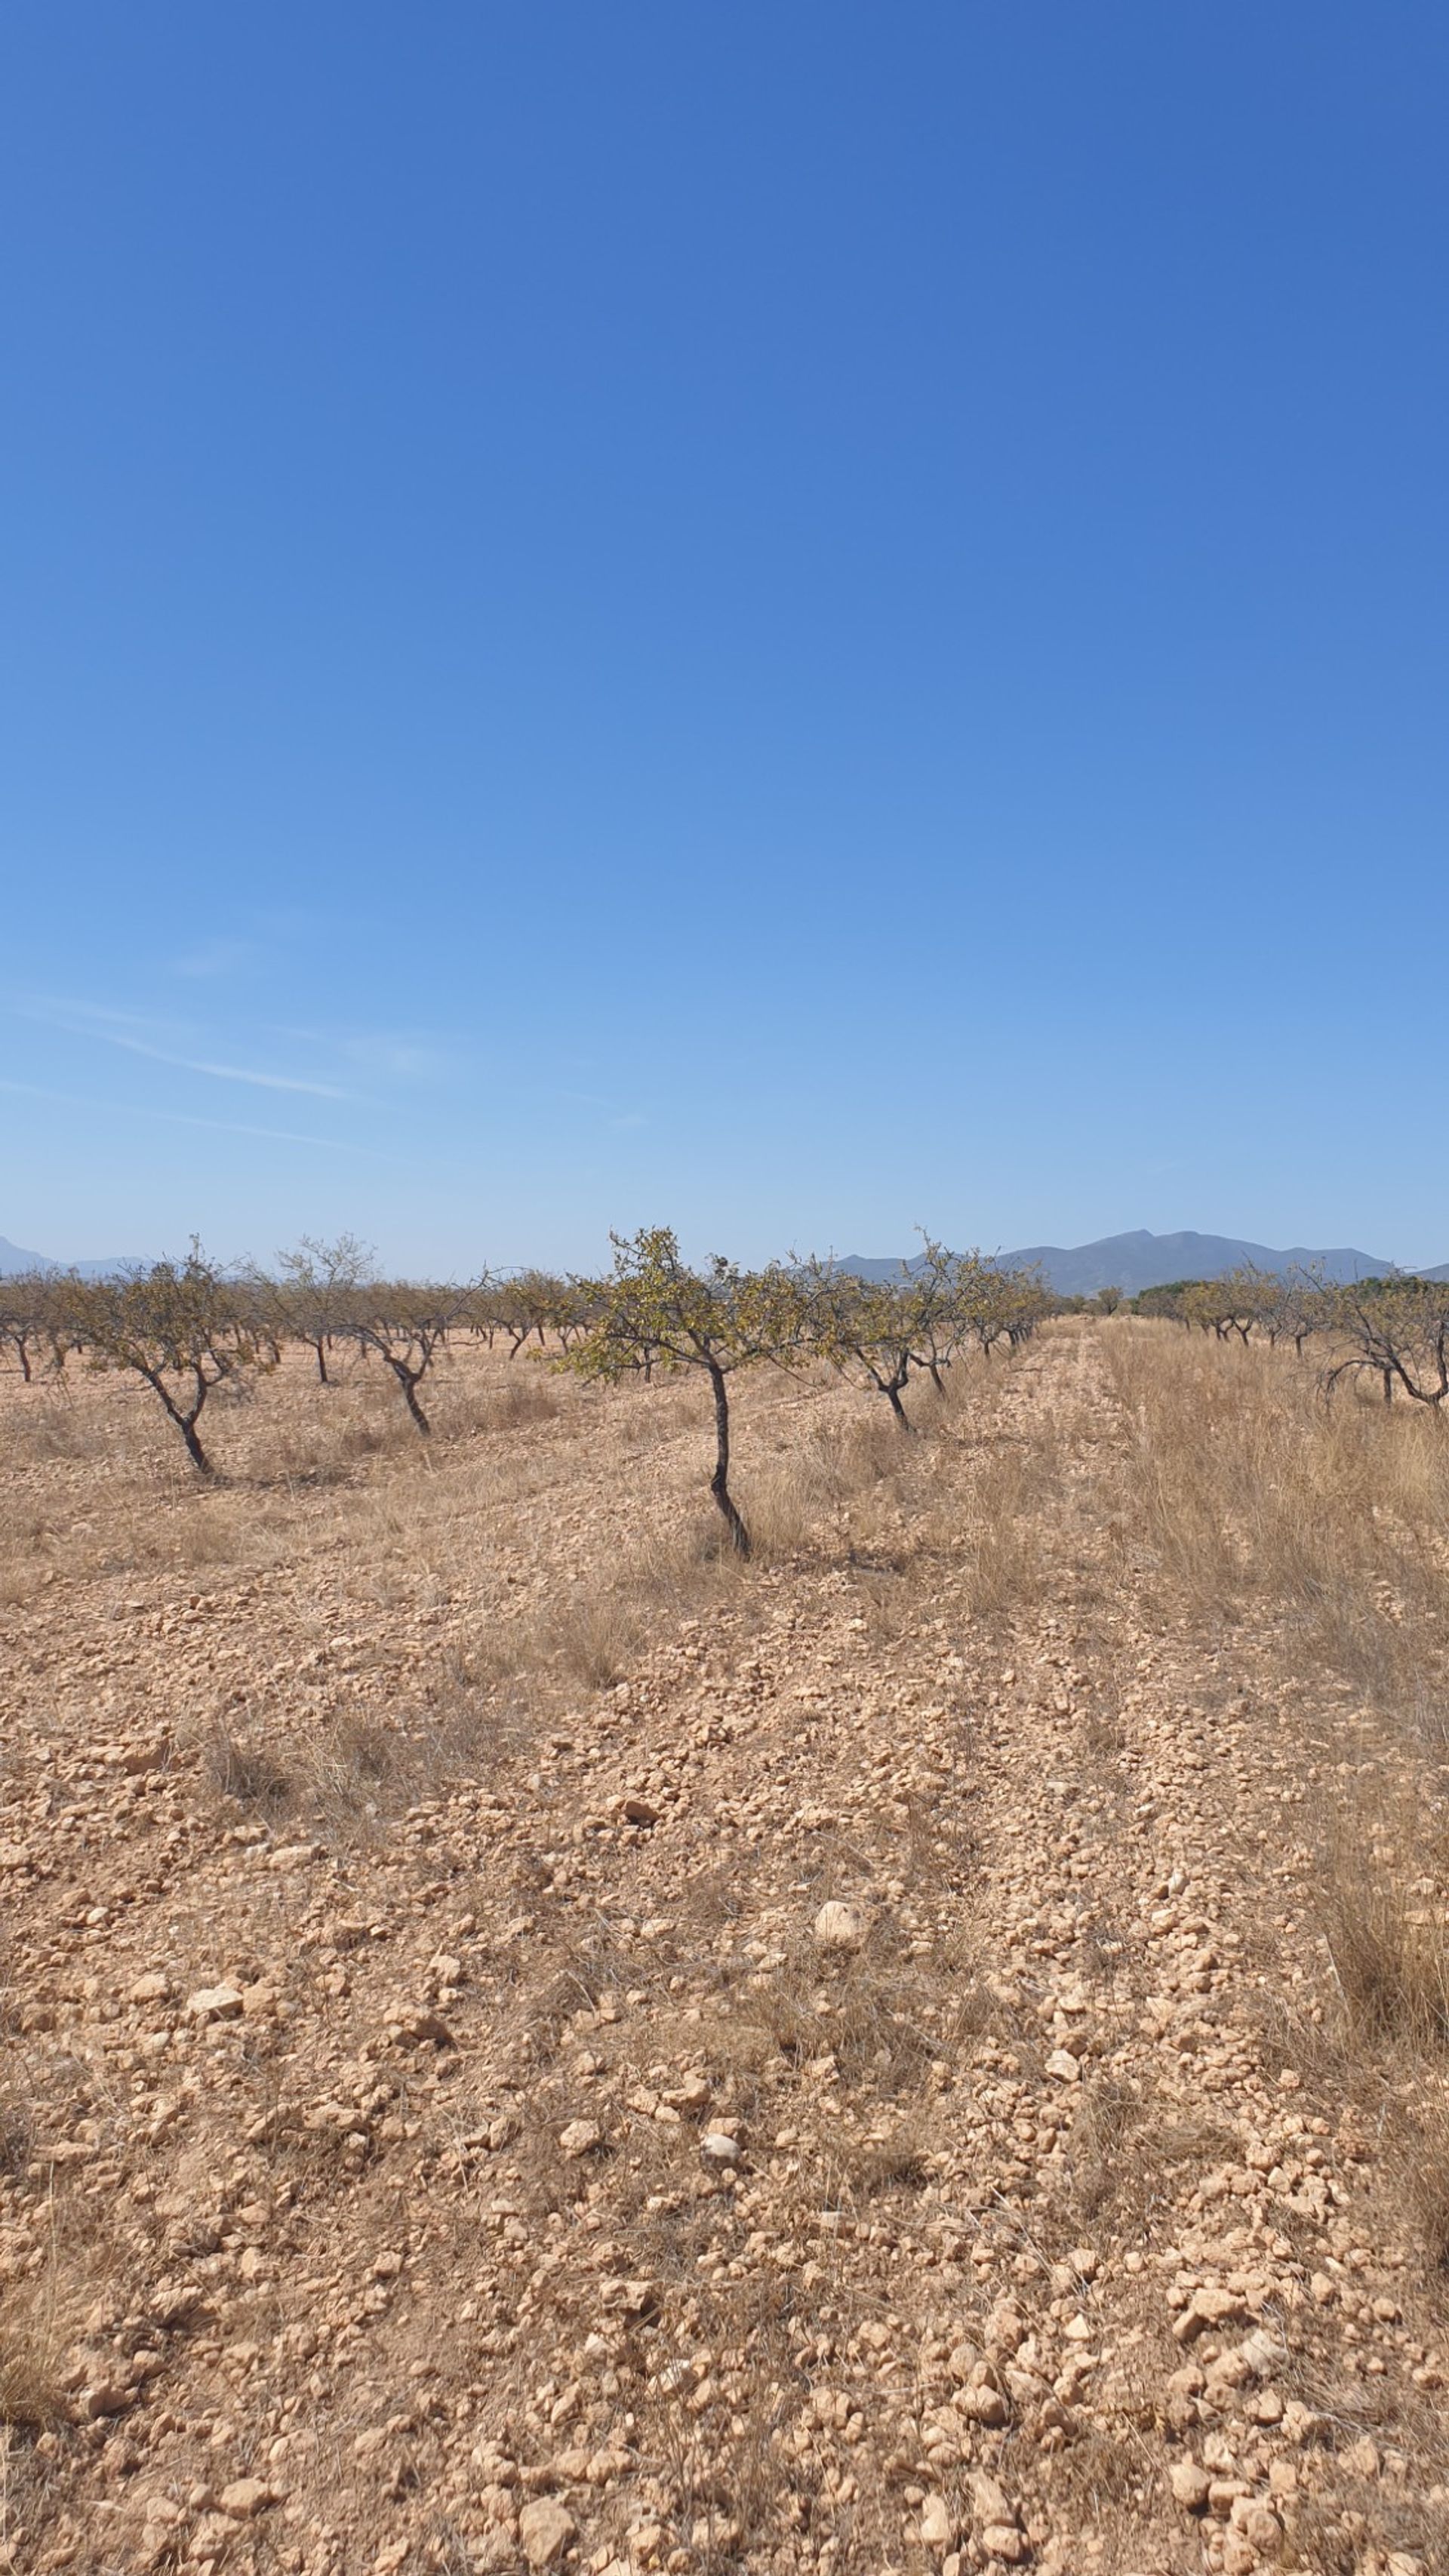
[{"left": 2, "top": 3, "right": 1445, "bottom": 1273}]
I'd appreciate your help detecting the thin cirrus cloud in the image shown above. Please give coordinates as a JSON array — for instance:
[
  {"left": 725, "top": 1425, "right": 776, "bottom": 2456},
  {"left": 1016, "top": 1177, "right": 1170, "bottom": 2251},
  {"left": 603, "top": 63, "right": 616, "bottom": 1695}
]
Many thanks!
[
  {"left": 14, "top": 996, "right": 357, "bottom": 1101},
  {"left": 0, "top": 1076, "right": 387, "bottom": 1157},
  {"left": 270, "top": 1025, "right": 453, "bottom": 1083},
  {"left": 103, "top": 1034, "right": 355, "bottom": 1100}
]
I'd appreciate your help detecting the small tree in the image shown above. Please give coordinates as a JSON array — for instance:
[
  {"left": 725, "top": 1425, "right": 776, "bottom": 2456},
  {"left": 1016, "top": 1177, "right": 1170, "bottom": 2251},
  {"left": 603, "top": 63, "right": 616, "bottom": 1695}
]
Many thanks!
[
  {"left": 0, "top": 1270, "right": 64, "bottom": 1383},
  {"left": 493, "top": 1267, "right": 568, "bottom": 1358},
  {"left": 560, "top": 1227, "right": 804, "bottom": 1556},
  {"left": 355, "top": 1282, "right": 469, "bottom": 1436},
  {"left": 266, "top": 1233, "right": 375, "bottom": 1383},
  {"left": 1255, "top": 1267, "right": 1327, "bottom": 1359},
  {"left": 1324, "top": 1278, "right": 1449, "bottom": 1411},
  {"left": 78, "top": 1244, "right": 263, "bottom": 1474},
  {"left": 801, "top": 1261, "right": 928, "bottom": 1430}
]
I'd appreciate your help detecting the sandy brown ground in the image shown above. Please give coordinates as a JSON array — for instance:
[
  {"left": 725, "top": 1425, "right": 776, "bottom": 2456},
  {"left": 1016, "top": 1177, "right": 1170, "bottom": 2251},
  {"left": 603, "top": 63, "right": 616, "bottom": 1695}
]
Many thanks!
[{"left": 3, "top": 1324, "right": 1448, "bottom": 2576}]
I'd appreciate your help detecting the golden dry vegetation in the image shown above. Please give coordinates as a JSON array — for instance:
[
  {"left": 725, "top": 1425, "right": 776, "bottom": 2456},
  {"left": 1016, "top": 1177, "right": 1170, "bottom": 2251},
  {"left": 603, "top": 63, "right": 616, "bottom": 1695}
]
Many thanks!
[{"left": 3, "top": 1319, "right": 1449, "bottom": 2576}]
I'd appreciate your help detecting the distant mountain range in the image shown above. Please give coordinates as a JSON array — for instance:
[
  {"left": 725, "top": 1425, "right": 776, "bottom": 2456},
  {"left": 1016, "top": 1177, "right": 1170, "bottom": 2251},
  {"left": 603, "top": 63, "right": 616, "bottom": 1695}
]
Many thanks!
[
  {"left": 839, "top": 1229, "right": 1449, "bottom": 1297},
  {"left": 5, "top": 1225, "right": 1447, "bottom": 1296},
  {"left": 0, "top": 1233, "right": 149, "bottom": 1280}
]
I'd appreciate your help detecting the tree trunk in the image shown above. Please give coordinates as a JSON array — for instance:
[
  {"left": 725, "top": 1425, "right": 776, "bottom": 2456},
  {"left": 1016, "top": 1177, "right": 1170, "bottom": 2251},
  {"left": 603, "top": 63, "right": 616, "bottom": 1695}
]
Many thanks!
[
  {"left": 706, "top": 1359, "right": 750, "bottom": 1557},
  {"left": 389, "top": 1361, "right": 432, "bottom": 1436},
  {"left": 886, "top": 1378, "right": 914, "bottom": 1432},
  {"left": 314, "top": 1340, "right": 329, "bottom": 1385},
  {"left": 180, "top": 1414, "right": 212, "bottom": 1473},
  {"left": 149, "top": 1368, "right": 213, "bottom": 1474}
]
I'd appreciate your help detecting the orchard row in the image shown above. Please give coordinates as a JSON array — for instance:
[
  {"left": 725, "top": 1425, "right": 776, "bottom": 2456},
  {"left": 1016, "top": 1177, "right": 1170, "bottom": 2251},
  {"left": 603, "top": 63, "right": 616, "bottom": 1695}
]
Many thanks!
[{"left": 0, "top": 1230, "right": 1052, "bottom": 1553}]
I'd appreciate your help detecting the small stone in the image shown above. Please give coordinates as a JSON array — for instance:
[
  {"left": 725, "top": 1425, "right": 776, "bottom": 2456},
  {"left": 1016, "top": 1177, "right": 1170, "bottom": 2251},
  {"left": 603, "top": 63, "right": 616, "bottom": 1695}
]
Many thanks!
[
  {"left": 969, "top": 2474, "right": 1014, "bottom": 2529},
  {"left": 622, "top": 1796, "right": 660, "bottom": 1827},
  {"left": 1044, "top": 2048, "right": 1081, "bottom": 2084},
  {"left": 1235, "top": 2326, "right": 1280, "bottom": 2378},
  {"left": 1170, "top": 2461, "right": 1211, "bottom": 2513},
  {"left": 187, "top": 1984, "right": 243, "bottom": 2022},
  {"left": 128, "top": 1972, "right": 170, "bottom": 2005},
  {"left": 920, "top": 2494, "right": 954, "bottom": 2550},
  {"left": 959, "top": 2384, "right": 1009, "bottom": 2427},
  {"left": 666, "top": 2073, "right": 710, "bottom": 2112},
  {"left": 1173, "top": 2285, "right": 1247, "bottom": 2344},
  {"left": 518, "top": 2498, "right": 576, "bottom": 2568},
  {"left": 558, "top": 2119, "right": 602, "bottom": 2159},
  {"left": 219, "top": 2478, "right": 273, "bottom": 2519},
  {"left": 371, "top": 2249, "right": 405, "bottom": 2279},
  {"left": 700, "top": 2132, "right": 740, "bottom": 2164},
  {"left": 981, "top": 2527, "right": 1026, "bottom": 2564},
  {"left": 814, "top": 1900, "right": 866, "bottom": 1952},
  {"left": 76, "top": 2382, "right": 135, "bottom": 2421},
  {"left": 1240, "top": 2504, "right": 1283, "bottom": 2554},
  {"left": 395, "top": 2006, "right": 454, "bottom": 2046}
]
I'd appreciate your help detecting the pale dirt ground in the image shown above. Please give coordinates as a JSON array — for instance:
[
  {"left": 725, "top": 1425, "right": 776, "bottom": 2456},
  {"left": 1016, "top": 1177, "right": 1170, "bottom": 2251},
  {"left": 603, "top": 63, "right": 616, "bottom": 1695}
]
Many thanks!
[{"left": 2, "top": 1325, "right": 1447, "bottom": 2576}]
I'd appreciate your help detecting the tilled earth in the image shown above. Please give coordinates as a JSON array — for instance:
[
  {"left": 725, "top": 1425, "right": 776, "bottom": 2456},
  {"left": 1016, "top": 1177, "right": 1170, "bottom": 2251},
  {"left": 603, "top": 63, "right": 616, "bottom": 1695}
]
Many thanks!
[{"left": 3, "top": 1328, "right": 1447, "bottom": 2576}]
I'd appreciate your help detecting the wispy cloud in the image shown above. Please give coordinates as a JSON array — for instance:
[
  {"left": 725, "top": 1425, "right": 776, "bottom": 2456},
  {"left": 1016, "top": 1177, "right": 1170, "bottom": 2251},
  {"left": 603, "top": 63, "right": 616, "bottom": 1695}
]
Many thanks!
[
  {"left": 13, "top": 997, "right": 355, "bottom": 1100},
  {"left": 101, "top": 1031, "right": 354, "bottom": 1099},
  {"left": 0, "top": 1076, "right": 385, "bottom": 1157},
  {"left": 272, "top": 1025, "right": 452, "bottom": 1083}
]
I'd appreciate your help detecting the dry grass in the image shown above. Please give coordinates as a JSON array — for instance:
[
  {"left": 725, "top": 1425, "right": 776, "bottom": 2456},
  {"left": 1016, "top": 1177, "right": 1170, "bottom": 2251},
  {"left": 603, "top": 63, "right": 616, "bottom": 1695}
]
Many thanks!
[
  {"left": 0, "top": 2301, "right": 63, "bottom": 2434},
  {"left": 1104, "top": 1321, "right": 1449, "bottom": 1713},
  {"left": 1106, "top": 1319, "right": 1449, "bottom": 2280},
  {"left": 1321, "top": 1836, "right": 1449, "bottom": 2051}
]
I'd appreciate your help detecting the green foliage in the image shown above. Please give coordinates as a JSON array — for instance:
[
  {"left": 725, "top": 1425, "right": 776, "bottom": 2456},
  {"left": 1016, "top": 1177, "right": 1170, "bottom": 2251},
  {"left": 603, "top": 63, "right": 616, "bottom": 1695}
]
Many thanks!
[
  {"left": 77, "top": 1243, "right": 266, "bottom": 1473},
  {"left": 561, "top": 1227, "right": 805, "bottom": 1554},
  {"left": 800, "top": 1241, "right": 1049, "bottom": 1429}
]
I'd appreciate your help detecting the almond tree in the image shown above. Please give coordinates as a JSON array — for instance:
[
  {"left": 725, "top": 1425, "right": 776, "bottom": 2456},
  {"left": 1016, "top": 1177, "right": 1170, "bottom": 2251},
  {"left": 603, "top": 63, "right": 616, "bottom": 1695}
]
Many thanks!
[
  {"left": 800, "top": 1260, "right": 930, "bottom": 1430},
  {"left": 355, "top": 1282, "right": 469, "bottom": 1436},
  {"left": 802, "top": 1244, "right": 1046, "bottom": 1429},
  {"left": 560, "top": 1227, "right": 804, "bottom": 1556},
  {"left": 267, "top": 1233, "right": 375, "bottom": 1383},
  {"left": 1324, "top": 1278, "right": 1449, "bottom": 1410},
  {"left": 493, "top": 1268, "right": 568, "bottom": 1357},
  {"left": 77, "top": 1244, "right": 264, "bottom": 1474},
  {"left": 0, "top": 1271, "right": 64, "bottom": 1383}
]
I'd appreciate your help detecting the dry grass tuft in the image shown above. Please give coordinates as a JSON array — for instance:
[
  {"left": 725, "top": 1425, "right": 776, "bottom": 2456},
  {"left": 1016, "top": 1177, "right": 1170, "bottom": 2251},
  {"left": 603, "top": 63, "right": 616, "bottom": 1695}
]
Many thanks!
[
  {"left": 1395, "top": 2094, "right": 1449, "bottom": 2271},
  {"left": 0, "top": 2093, "right": 38, "bottom": 2180},
  {"left": 1321, "top": 1852, "right": 1449, "bottom": 2050},
  {"left": 0, "top": 2316, "right": 63, "bottom": 2433}
]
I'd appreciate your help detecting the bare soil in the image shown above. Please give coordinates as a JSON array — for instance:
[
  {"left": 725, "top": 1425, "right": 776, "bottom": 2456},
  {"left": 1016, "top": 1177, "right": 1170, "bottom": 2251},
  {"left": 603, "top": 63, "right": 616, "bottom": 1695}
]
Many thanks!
[{"left": 4, "top": 1324, "right": 1448, "bottom": 2576}]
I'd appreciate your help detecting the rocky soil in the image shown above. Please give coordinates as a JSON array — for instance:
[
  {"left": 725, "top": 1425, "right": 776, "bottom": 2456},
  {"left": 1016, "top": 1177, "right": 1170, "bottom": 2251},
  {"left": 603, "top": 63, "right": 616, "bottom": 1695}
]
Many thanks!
[{"left": 3, "top": 1328, "right": 1447, "bottom": 2576}]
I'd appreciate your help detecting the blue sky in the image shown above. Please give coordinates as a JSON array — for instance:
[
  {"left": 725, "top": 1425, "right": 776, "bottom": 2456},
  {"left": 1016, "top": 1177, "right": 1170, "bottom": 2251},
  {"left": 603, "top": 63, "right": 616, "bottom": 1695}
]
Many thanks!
[{"left": 2, "top": 3, "right": 1445, "bottom": 1273}]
